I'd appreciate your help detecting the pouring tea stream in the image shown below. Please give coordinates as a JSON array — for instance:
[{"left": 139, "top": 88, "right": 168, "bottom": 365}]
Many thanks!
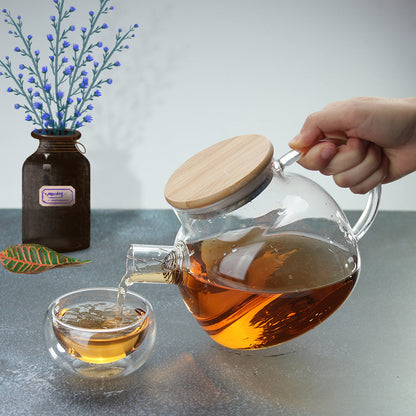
[{"left": 120, "top": 134, "right": 381, "bottom": 350}]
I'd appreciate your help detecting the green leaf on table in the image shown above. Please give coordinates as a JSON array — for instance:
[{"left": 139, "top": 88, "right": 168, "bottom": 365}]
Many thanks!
[{"left": 0, "top": 244, "right": 91, "bottom": 274}]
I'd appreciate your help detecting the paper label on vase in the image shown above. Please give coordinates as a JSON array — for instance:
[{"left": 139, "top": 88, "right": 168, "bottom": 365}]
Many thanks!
[{"left": 39, "top": 186, "right": 75, "bottom": 207}]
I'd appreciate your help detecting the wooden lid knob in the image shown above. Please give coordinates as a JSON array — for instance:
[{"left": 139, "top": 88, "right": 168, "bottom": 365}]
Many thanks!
[{"left": 164, "top": 134, "right": 274, "bottom": 210}]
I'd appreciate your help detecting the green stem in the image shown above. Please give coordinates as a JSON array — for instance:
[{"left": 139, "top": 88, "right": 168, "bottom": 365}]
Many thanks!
[{"left": 53, "top": 0, "right": 64, "bottom": 133}]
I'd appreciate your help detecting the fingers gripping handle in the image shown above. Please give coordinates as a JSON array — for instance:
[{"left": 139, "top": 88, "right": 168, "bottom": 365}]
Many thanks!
[{"left": 277, "top": 149, "right": 381, "bottom": 241}]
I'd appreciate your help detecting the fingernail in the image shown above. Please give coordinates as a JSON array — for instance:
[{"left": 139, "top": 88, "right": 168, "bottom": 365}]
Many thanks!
[{"left": 289, "top": 134, "right": 301, "bottom": 147}]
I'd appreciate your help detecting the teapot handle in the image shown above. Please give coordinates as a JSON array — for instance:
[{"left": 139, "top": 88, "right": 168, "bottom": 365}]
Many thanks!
[{"left": 277, "top": 149, "right": 381, "bottom": 241}]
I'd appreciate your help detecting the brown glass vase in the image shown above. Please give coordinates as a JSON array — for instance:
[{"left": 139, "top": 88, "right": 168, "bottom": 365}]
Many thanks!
[{"left": 22, "top": 130, "right": 90, "bottom": 252}]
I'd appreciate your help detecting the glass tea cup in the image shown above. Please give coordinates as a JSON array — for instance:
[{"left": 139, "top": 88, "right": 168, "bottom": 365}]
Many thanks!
[{"left": 44, "top": 287, "right": 156, "bottom": 379}]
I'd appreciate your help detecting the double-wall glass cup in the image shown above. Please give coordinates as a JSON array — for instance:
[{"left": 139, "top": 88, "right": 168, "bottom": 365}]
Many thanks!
[{"left": 44, "top": 287, "right": 156, "bottom": 379}]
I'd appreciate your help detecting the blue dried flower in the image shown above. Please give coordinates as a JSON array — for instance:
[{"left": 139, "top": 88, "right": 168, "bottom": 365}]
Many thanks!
[
  {"left": 1, "top": 1, "right": 137, "bottom": 134},
  {"left": 80, "top": 77, "right": 89, "bottom": 88}
]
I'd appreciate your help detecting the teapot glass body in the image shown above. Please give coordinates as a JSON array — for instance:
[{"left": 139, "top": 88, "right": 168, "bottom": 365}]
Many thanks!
[{"left": 171, "top": 161, "right": 367, "bottom": 349}]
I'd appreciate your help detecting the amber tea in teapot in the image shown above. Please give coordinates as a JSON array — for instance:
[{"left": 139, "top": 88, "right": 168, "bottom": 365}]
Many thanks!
[{"left": 178, "top": 229, "right": 358, "bottom": 349}]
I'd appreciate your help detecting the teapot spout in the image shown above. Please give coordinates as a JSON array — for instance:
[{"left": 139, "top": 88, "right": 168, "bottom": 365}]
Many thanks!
[{"left": 121, "top": 242, "right": 188, "bottom": 288}]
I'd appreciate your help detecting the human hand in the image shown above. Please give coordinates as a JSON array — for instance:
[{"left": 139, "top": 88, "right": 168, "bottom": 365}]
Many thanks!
[{"left": 289, "top": 97, "right": 416, "bottom": 193}]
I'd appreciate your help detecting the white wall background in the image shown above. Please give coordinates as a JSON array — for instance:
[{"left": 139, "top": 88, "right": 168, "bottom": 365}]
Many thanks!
[{"left": 0, "top": 0, "right": 415, "bottom": 211}]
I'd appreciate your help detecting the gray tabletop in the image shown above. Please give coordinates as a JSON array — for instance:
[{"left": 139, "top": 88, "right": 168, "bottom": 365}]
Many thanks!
[{"left": 0, "top": 209, "right": 415, "bottom": 416}]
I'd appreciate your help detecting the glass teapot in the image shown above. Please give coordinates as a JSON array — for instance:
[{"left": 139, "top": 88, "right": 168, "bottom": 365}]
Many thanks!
[{"left": 121, "top": 134, "right": 381, "bottom": 350}]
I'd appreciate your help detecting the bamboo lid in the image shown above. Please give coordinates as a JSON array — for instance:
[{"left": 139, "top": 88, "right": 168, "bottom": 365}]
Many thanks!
[{"left": 164, "top": 134, "right": 274, "bottom": 210}]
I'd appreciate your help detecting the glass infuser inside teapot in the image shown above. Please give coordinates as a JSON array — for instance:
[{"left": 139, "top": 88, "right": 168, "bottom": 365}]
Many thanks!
[{"left": 120, "top": 134, "right": 381, "bottom": 350}]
